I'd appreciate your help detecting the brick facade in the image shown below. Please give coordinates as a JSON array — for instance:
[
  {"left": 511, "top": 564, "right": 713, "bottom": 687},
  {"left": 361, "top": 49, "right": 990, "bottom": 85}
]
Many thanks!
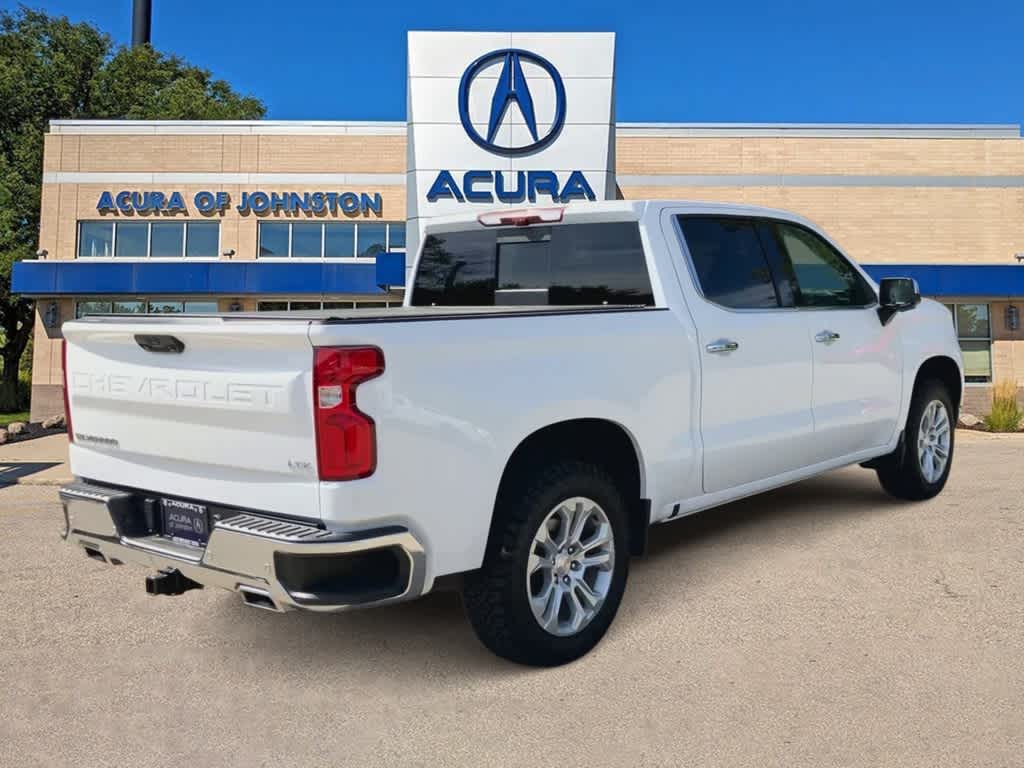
[{"left": 27, "top": 122, "right": 1024, "bottom": 421}]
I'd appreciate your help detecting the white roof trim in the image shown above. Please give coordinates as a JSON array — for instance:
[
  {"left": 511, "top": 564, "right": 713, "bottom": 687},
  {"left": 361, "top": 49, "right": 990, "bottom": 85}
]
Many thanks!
[
  {"left": 615, "top": 123, "right": 1022, "bottom": 139},
  {"left": 49, "top": 120, "right": 1021, "bottom": 139},
  {"left": 49, "top": 120, "right": 408, "bottom": 136}
]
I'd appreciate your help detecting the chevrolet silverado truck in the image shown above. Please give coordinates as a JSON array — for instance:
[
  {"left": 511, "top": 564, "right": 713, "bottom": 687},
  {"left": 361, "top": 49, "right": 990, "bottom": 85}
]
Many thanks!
[{"left": 60, "top": 201, "right": 963, "bottom": 666}]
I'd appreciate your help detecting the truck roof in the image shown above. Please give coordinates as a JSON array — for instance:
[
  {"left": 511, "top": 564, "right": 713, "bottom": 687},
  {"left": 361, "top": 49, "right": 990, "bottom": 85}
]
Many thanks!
[{"left": 421, "top": 199, "right": 817, "bottom": 234}]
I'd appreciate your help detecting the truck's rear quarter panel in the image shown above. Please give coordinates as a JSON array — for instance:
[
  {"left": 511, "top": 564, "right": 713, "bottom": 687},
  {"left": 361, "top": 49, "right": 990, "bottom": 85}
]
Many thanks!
[{"left": 309, "top": 308, "right": 695, "bottom": 581}]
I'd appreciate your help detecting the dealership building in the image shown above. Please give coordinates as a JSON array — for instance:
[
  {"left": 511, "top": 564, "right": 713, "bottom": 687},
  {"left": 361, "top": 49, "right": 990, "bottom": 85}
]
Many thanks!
[{"left": 14, "top": 31, "right": 1024, "bottom": 420}]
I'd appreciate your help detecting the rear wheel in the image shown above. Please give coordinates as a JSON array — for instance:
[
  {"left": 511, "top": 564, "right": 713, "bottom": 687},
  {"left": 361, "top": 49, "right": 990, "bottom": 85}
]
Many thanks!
[
  {"left": 876, "top": 380, "right": 955, "bottom": 500},
  {"left": 463, "top": 461, "right": 629, "bottom": 666}
]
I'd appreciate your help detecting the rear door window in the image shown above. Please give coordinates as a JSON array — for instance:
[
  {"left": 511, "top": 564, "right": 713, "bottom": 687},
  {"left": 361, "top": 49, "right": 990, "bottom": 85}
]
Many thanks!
[
  {"left": 677, "top": 216, "right": 780, "bottom": 309},
  {"left": 411, "top": 222, "right": 654, "bottom": 307}
]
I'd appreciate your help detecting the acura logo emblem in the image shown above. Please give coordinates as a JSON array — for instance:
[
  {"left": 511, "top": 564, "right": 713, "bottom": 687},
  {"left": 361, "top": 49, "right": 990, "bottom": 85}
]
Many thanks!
[{"left": 458, "top": 49, "right": 567, "bottom": 157}]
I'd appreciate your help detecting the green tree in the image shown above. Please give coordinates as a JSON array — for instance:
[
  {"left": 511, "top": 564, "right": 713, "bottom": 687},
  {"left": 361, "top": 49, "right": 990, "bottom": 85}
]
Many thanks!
[{"left": 0, "top": 7, "right": 264, "bottom": 411}]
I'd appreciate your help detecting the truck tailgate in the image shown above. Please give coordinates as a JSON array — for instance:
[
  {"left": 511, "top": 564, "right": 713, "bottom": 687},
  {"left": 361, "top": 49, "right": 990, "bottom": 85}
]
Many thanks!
[{"left": 63, "top": 316, "right": 320, "bottom": 519}]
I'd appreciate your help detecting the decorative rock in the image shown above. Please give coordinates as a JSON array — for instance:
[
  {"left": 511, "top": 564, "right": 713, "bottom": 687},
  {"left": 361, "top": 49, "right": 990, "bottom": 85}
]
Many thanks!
[
  {"left": 6, "top": 421, "right": 28, "bottom": 436},
  {"left": 0, "top": 429, "right": 7, "bottom": 445},
  {"left": 958, "top": 412, "right": 981, "bottom": 427},
  {"left": 42, "top": 414, "right": 66, "bottom": 430}
]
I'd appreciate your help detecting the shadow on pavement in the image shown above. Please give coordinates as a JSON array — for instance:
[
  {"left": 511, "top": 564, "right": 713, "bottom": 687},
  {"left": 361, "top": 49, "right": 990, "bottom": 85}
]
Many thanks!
[
  {"left": 642, "top": 467, "right": 892, "bottom": 560},
  {"left": 205, "top": 468, "right": 896, "bottom": 677},
  {"left": 0, "top": 461, "right": 61, "bottom": 484}
]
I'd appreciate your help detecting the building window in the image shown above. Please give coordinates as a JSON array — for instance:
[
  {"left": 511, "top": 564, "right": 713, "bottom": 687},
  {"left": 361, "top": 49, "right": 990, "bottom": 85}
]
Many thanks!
[
  {"left": 256, "top": 298, "right": 399, "bottom": 311},
  {"left": 257, "top": 221, "right": 406, "bottom": 258},
  {"left": 77, "top": 221, "right": 219, "bottom": 258},
  {"left": 943, "top": 303, "right": 992, "bottom": 383},
  {"left": 79, "top": 222, "right": 114, "bottom": 257},
  {"left": 75, "top": 298, "right": 219, "bottom": 318}
]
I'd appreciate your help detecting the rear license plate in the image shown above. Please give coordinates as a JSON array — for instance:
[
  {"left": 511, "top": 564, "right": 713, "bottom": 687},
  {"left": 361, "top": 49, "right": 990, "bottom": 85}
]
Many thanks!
[{"left": 161, "top": 498, "right": 209, "bottom": 546}]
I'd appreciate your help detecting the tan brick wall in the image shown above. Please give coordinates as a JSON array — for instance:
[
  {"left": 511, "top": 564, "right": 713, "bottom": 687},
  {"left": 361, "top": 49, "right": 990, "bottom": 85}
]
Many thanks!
[
  {"left": 254, "top": 135, "right": 405, "bottom": 173},
  {"left": 28, "top": 298, "right": 74, "bottom": 422},
  {"left": 53, "top": 133, "right": 1024, "bottom": 178},
  {"left": 989, "top": 301, "right": 1024, "bottom": 387},
  {"left": 47, "top": 134, "right": 407, "bottom": 174},
  {"left": 31, "top": 127, "right": 1024, "bottom": 423},
  {"left": 616, "top": 136, "right": 1024, "bottom": 176},
  {"left": 43, "top": 130, "right": 1024, "bottom": 267},
  {"left": 617, "top": 185, "right": 1024, "bottom": 265},
  {"left": 961, "top": 386, "right": 992, "bottom": 417},
  {"left": 960, "top": 384, "right": 1024, "bottom": 418}
]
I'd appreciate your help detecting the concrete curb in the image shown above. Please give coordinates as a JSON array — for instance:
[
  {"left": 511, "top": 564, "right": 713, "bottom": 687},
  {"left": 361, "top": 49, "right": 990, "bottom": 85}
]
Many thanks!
[
  {"left": 956, "top": 428, "right": 1024, "bottom": 439},
  {"left": 0, "top": 476, "right": 72, "bottom": 487}
]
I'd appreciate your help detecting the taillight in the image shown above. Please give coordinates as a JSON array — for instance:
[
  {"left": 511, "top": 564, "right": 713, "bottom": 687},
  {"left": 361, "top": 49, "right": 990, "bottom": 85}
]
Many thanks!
[
  {"left": 313, "top": 346, "right": 384, "bottom": 481},
  {"left": 62, "top": 339, "right": 73, "bottom": 443}
]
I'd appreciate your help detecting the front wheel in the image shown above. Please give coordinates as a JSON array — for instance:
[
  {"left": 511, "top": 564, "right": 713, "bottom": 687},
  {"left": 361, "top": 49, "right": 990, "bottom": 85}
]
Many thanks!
[
  {"left": 876, "top": 380, "right": 955, "bottom": 500},
  {"left": 462, "top": 461, "right": 630, "bottom": 666}
]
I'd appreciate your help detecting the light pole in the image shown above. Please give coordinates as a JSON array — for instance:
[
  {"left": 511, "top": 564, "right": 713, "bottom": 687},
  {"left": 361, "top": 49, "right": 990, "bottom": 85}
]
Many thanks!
[{"left": 131, "top": 0, "right": 152, "bottom": 47}]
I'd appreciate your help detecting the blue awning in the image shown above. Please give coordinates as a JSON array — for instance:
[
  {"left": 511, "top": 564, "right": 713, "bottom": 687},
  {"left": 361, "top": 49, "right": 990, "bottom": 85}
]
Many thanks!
[
  {"left": 12, "top": 255, "right": 407, "bottom": 296},
  {"left": 12, "top": 258, "right": 1019, "bottom": 299},
  {"left": 862, "top": 264, "right": 1024, "bottom": 298}
]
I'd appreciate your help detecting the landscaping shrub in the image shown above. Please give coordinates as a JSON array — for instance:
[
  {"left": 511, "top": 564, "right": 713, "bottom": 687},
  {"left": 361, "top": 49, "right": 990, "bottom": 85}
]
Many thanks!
[{"left": 984, "top": 379, "right": 1023, "bottom": 432}]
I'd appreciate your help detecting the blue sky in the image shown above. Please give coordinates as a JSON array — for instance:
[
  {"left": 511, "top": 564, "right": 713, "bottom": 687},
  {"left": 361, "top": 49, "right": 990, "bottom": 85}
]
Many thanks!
[{"left": 11, "top": 0, "right": 1023, "bottom": 126}]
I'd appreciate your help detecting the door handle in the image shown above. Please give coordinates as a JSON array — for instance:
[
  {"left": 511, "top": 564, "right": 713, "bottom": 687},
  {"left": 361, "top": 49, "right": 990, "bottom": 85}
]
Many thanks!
[
  {"left": 706, "top": 339, "right": 739, "bottom": 354},
  {"left": 815, "top": 330, "right": 841, "bottom": 344}
]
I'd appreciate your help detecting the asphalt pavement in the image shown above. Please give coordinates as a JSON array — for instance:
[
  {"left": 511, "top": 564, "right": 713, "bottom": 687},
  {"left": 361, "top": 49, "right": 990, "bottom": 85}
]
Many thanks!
[{"left": 1, "top": 432, "right": 1021, "bottom": 767}]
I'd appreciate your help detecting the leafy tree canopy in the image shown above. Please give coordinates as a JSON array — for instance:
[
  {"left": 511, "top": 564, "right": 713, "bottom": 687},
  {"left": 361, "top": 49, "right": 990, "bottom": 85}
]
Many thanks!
[{"left": 0, "top": 6, "right": 264, "bottom": 410}]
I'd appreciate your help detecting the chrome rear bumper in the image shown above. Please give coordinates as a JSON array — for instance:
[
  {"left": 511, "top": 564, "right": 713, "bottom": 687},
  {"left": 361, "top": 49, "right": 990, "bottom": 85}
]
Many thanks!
[{"left": 60, "top": 481, "right": 426, "bottom": 612}]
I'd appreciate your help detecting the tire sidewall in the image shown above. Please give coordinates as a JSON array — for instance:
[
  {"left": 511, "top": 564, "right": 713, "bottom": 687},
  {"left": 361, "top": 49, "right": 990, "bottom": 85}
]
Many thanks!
[
  {"left": 904, "top": 382, "right": 955, "bottom": 495},
  {"left": 495, "top": 465, "right": 630, "bottom": 664}
]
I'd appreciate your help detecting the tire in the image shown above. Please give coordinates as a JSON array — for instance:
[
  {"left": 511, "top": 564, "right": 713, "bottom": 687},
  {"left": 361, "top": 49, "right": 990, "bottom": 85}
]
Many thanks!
[
  {"left": 876, "top": 380, "right": 955, "bottom": 500},
  {"left": 463, "top": 460, "right": 630, "bottom": 666}
]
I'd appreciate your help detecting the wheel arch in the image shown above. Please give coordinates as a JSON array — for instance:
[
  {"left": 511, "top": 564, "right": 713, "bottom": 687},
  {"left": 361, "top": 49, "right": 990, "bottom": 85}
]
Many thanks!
[
  {"left": 490, "top": 418, "right": 650, "bottom": 558},
  {"left": 913, "top": 355, "right": 963, "bottom": 418}
]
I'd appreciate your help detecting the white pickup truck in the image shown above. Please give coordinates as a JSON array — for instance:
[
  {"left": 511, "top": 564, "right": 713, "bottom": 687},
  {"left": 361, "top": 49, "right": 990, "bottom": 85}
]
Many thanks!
[{"left": 60, "top": 201, "right": 962, "bottom": 666}]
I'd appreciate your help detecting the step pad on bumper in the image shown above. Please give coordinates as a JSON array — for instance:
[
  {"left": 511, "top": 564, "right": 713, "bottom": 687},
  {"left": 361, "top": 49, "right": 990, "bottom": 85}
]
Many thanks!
[{"left": 215, "top": 514, "right": 339, "bottom": 542}]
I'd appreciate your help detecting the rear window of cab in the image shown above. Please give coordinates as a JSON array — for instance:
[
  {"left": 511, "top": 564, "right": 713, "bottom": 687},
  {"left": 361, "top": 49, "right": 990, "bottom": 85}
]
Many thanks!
[{"left": 410, "top": 222, "right": 654, "bottom": 307}]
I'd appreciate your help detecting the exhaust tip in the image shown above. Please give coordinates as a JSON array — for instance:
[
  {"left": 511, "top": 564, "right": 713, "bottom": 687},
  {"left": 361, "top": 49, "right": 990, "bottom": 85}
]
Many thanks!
[{"left": 239, "top": 586, "right": 281, "bottom": 612}]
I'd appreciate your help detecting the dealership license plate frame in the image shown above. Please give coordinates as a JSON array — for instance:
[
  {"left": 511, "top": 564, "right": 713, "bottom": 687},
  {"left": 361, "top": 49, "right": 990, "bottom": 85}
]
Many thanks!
[{"left": 160, "top": 498, "right": 211, "bottom": 547}]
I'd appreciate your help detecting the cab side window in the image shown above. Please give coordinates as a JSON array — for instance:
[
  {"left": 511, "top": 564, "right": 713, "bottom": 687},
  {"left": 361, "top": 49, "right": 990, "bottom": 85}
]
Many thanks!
[
  {"left": 678, "top": 216, "right": 780, "bottom": 309},
  {"left": 772, "top": 222, "right": 875, "bottom": 308}
]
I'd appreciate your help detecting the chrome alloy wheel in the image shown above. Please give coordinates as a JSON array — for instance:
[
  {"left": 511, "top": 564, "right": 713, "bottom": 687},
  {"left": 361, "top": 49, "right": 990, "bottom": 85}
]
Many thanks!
[
  {"left": 527, "top": 496, "right": 615, "bottom": 637},
  {"left": 917, "top": 399, "right": 951, "bottom": 483}
]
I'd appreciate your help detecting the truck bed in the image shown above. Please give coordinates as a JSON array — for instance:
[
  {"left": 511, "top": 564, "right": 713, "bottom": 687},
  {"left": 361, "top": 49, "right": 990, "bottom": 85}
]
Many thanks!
[
  {"left": 62, "top": 303, "right": 668, "bottom": 532},
  {"left": 74, "top": 304, "right": 654, "bottom": 326}
]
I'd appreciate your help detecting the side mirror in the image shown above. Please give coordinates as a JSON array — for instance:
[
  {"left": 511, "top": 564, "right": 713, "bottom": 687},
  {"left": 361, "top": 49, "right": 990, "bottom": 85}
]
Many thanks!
[{"left": 877, "top": 277, "right": 921, "bottom": 325}]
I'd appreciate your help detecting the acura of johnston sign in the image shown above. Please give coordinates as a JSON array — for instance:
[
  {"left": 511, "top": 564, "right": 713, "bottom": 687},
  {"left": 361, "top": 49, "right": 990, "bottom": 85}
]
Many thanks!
[
  {"left": 425, "top": 47, "right": 597, "bottom": 205},
  {"left": 96, "top": 190, "right": 384, "bottom": 215}
]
